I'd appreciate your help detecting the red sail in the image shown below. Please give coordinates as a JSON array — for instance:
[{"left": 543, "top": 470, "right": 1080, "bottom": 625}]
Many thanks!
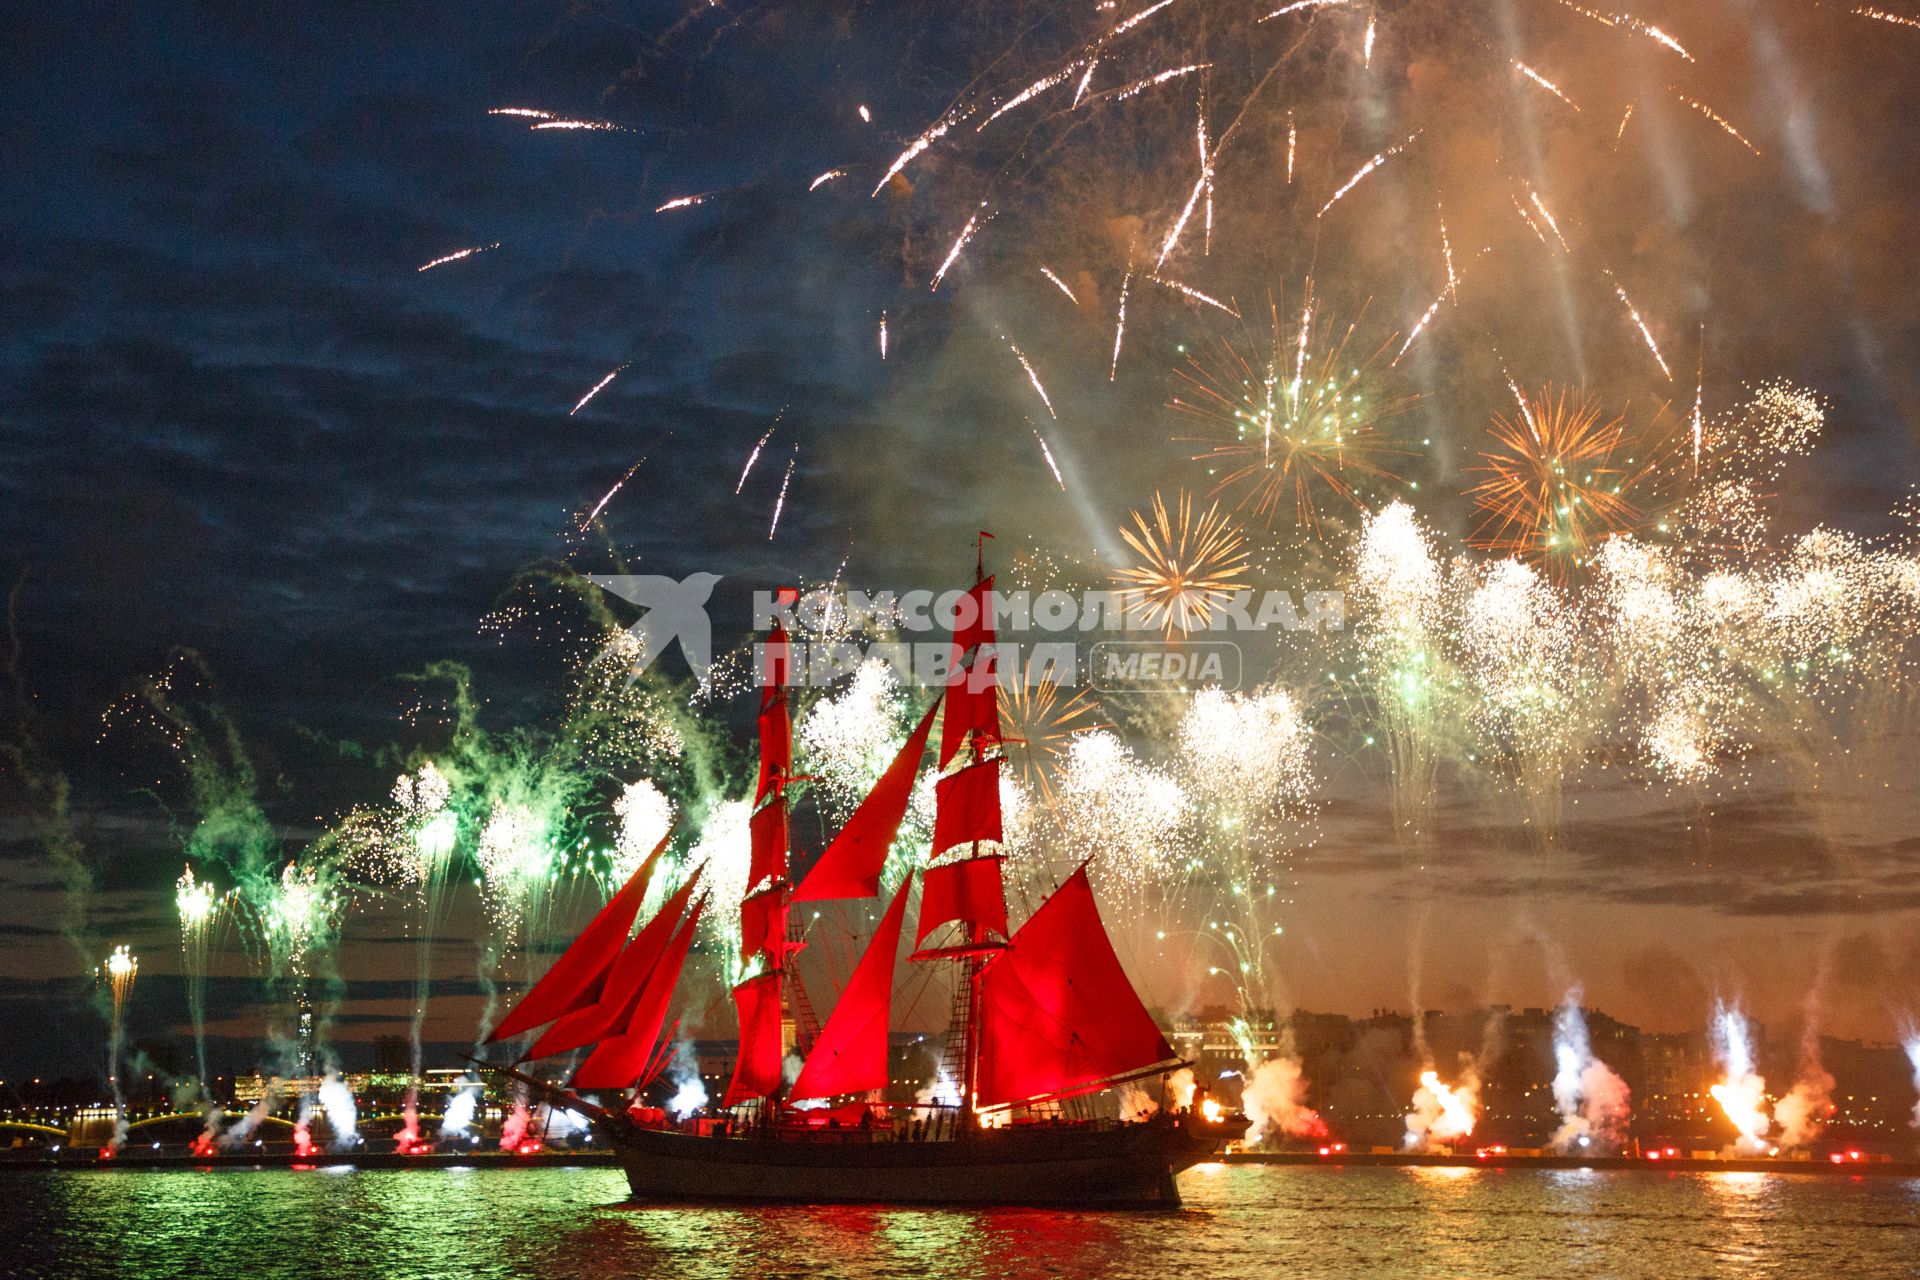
[
  {"left": 487, "top": 832, "right": 671, "bottom": 1043},
  {"left": 738, "top": 886, "right": 788, "bottom": 963},
  {"left": 747, "top": 797, "right": 789, "bottom": 889},
  {"left": 931, "top": 759, "right": 1003, "bottom": 854},
  {"left": 571, "top": 902, "right": 703, "bottom": 1090},
  {"left": 973, "top": 866, "right": 1175, "bottom": 1108},
  {"left": 525, "top": 870, "right": 703, "bottom": 1060},
  {"left": 951, "top": 574, "right": 996, "bottom": 663},
  {"left": 723, "top": 971, "right": 788, "bottom": 1105},
  {"left": 915, "top": 854, "right": 1008, "bottom": 949},
  {"left": 939, "top": 577, "right": 1000, "bottom": 770},
  {"left": 789, "top": 880, "right": 911, "bottom": 1102},
  {"left": 793, "top": 696, "right": 941, "bottom": 902}
]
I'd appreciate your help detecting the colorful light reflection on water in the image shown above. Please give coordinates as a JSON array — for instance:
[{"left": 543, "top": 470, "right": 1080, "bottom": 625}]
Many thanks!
[{"left": 3, "top": 1164, "right": 1918, "bottom": 1280}]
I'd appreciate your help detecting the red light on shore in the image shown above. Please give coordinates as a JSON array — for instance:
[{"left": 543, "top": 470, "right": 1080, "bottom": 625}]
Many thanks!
[
  {"left": 1830, "top": 1154, "right": 1845, "bottom": 1164},
  {"left": 1646, "top": 1151, "right": 1661, "bottom": 1161},
  {"left": 97, "top": 1147, "right": 116, "bottom": 1161},
  {"left": 1847, "top": 1150, "right": 1862, "bottom": 1161},
  {"left": 1318, "top": 1146, "right": 1331, "bottom": 1156}
]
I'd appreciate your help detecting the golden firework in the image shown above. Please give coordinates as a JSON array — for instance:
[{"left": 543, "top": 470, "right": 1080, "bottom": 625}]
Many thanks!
[
  {"left": 1175, "top": 290, "right": 1419, "bottom": 533},
  {"left": 1114, "top": 491, "right": 1252, "bottom": 636},
  {"left": 1466, "top": 385, "right": 1670, "bottom": 578},
  {"left": 1001, "top": 680, "right": 1106, "bottom": 804}
]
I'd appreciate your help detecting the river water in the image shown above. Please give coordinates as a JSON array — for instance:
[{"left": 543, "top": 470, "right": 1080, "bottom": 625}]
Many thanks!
[{"left": 3, "top": 1163, "right": 1917, "bottom": 1279}]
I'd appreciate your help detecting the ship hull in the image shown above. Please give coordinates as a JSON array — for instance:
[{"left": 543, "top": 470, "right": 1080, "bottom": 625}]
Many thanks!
[{"left": 610, "top": 1120, "right": 1226, "bottom": 1206}]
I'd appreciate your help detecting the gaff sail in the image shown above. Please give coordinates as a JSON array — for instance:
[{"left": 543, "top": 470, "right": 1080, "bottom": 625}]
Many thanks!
[{"left": 972, "top": 866, "right": 1177, "bottom": 1110}]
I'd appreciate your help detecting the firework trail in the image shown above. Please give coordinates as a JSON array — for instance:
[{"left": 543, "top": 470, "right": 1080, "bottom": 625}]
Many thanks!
[
  {"left": 570, "top": 364, "right": 629, "bottom": 416},
  {"left": 736, "top": 411, "right": 785, "bottom": 493},
  {"left": 1856, "top": 6, "right": 1920, "bottom": 31},
  {"left": 1710, "top": 1000, "right": 1773, "bottom": 1155},
  {"left": 1513, "top": 61, "right": 1582, "bottom": 113},
  {"left": 417, "top": 243, "right": 499, "bottom": 272},
  {"left": 878, "top": 310, "right": 888, "bottom": 360},
  {"left": 1004, "top": 337, "right": 1057, "bottom": 418},
  {"left": 1032, "top": 426, "right": 1068, "bottom": 490},
  {"left": 1038, "top": 265, "right": 1079, "bottom": 304},
  {"left": 931, "top": 208, "right": 986, "bottom": 289},
  {"left": 1673, "top": 89, "right": 1762, "bottom": 155},
  {"left": 1317, "top": 133, "right": 1419, "bottom": 218},
  {"left": 809, "top": 168, "right": 846, "bottom": 190},
  {"left": 1150, "top": 275, "right": 1239, "bottom": 317},
  {"left": 175, "top": 866, "right": 223, "bottom": 1091},
  {"left": 101, "top": 946, "right": 136, "bottom": 1153},
  {"left": 1110, "top": 264, "right": 1134, "bottom": 381},
  {"left": 1604, "top": 272, "right": 1674, "bottom": 379},
  {"left": 769, "top": 445, "right": 797, "bottom": 540}
]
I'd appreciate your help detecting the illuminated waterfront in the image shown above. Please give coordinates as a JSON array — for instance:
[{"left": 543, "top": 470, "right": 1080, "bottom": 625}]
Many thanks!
[{"left": 4, "top": 1165, "right": 1918, "bottom": 1279}]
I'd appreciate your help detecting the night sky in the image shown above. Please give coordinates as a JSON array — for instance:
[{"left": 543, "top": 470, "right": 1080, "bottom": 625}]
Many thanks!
[{"left": 4, "top": 1, "right": 1919, "bottom": 1082}]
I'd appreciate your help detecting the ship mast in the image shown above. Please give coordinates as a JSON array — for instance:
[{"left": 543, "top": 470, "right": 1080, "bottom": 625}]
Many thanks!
[
  {"left": 911, "top": 535, "right": 1010, "bottom": 1130},
  {"left": 724, "top": 595, "right": 799, "bottom": 1108}
]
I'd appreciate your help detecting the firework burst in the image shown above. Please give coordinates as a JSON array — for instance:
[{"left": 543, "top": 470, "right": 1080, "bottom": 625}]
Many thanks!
[
  {"left": 1175, "top": 291, "right": 1419, "bottom": 532},
  {"left": 1000, "top": 680, "right": 1106, "bottom": 804},
  {"left": 1113, "top": 491, "right": 1251, "bottom": 636},
  {"left": 1466, "top": 385, "right": 1674, "bottom": 578}
]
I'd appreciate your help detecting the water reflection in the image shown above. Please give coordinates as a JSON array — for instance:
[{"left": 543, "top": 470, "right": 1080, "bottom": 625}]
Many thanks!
[{"left": 3, "top": 1164, "right": 1918, "bottom": 1280}]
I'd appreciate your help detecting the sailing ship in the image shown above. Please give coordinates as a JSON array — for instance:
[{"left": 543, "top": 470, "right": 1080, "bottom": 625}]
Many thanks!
[{"left": 481, "top": 546, "right": 1247, "bottom": 1205}]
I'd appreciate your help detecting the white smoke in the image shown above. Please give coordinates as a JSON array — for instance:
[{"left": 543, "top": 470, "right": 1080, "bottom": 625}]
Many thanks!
[
  {"left": 1772, "top": 1071, "right": 1834, "bottom": 1150},
  {"left": 220, "top": 1079, "right": 280, "bottom": 1149},
  {"left": 537, "top": 1104, "right": 590, "bottom": 1142},
  {"left": 1242, "top": 1057, "right": 1328, "bottom": 1145},
  {"left": 1772, "top": 981, "right": 1835, "bottom": 1150},
  {"left": 318, "top": 1070, "right": 358, "bottom": 1151},
  {"left": 1549, "top": 988, "right": 1631, "bottom": 1153},
  {"left": 665, "top": 1040, "right": 709, "bottom": 1119},
  {"left": 1116, "top": 1081, "right": 1159, "bottom": 1121},
  {"left": 1167, "top": 1067, "right": 1197, "bottom": 1110},
  {"left": 440, "top": 1077, "right": 479, "bottom": 1141}
]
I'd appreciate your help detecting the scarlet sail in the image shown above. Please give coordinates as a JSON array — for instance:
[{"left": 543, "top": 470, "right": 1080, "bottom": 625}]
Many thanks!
[
  {"left": 571, "top": 901, "right": 704, "bottom": 1090},
  {"left": 487, "top": 832, "right": 670, "bottom": 1043},
  {"left": 793, "top": 696, "right": 941, "bottom": 903},
  {"left": 789, "top": 879, "right": 911, "bottom": 1101},
  {"left": 526, "top": 870, "right": 703, "bottom": 1060},
  {"left": 915, "top": 854, "right": 1007, "bottom": 950},
  {"left": 972, "top": 866, "right": 1176, "bottom": 1109},
  {"left": 724, "top": 972, "right": 787, "bottom": 1106}
]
